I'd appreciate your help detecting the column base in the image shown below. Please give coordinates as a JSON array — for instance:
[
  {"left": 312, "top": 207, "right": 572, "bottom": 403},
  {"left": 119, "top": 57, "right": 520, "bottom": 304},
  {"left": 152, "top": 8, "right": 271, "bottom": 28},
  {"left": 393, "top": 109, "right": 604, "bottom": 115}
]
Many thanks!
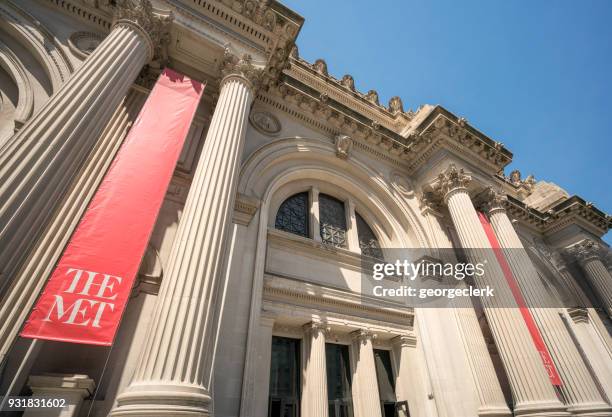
[
  {"left": 514, "top": 401, "right": 570, "bottom": 417},
  {"left": 109, "top": 382, "right": 211, "bottom": 417},
  {"left": 567, "top": 403, "right": 612, "bottom": 417},
  {"left": 478, "top": 405, "right": 513, "bottom": 417}
]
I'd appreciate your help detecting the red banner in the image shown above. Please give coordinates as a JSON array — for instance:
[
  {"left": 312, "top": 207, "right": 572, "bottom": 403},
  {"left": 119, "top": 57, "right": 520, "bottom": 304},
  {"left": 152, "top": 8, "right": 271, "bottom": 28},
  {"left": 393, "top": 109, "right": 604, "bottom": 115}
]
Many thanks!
[
  {"left": 478, "top": 212, "right": 561, "bottom": 386},
  {"left": 21, "top": 69, "right": 204, "bottom": 345}
]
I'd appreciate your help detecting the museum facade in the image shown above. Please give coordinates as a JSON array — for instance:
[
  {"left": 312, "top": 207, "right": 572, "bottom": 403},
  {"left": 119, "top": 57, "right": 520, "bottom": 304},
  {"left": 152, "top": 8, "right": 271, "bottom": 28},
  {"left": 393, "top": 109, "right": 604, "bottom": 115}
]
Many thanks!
[{"left": 0, "top": 1, "right": 611, "bottom": 417}]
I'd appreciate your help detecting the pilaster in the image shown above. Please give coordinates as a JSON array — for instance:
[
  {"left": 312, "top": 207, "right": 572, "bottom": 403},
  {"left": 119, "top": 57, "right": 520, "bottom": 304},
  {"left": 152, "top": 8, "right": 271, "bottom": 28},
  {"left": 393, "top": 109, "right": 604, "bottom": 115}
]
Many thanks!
[
  {"left": 301, "top": 321, "right": 329, "bottom": 417},
  {"left": 350, "top": 330, "right": 382, "bottom": 417}
]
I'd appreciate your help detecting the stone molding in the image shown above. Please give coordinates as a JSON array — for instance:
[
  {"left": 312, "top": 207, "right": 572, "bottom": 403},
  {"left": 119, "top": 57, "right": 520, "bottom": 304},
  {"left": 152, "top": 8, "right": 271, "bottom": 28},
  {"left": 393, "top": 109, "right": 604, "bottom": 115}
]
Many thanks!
[
  {"left": 487, "top": 193, "right": 610, "bottom": 237},
  {"left": 262, "top": 274, "right": 414, "bottom": 327},
  {"left": 566, "top": 307, "right": 589, "bottom": 324},
  {"left": 233, "top": 193, "right": 260, "bottom": 226},
  {"left": 391, "top": 334, "right": 417, "bottom": 348}
]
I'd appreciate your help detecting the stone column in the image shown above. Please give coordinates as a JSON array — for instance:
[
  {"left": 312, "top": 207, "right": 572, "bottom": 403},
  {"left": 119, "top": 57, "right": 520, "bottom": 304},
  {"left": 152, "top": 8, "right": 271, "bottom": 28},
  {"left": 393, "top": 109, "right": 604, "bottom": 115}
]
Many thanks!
[
  {"left": 350, "top": 330, "right": 382, "bottom": 417},
  {"left": 0, "top": 1, "right": 168, "bottom": 296},
  {"left": 430, "top": 164, "right": 566, "bottom": 417},
  {"left": 0, "top": 88, "right": 147, "bottom": 363},
  {"left": 566, "top": 239, "right": 612, "bottom": 318},
  {"left": 23, "top": 374, "right": 95, "bottom": 417},
  {"left": 419, "top": 196, "right": 510, "bottom": 417},
  {"left": 301, "top": 322, "right": 329, "bottom": 417},
  {"left": 110, "top": 51, "right": 261, "bottom": 417},
  {"left": 483, "top": 190, "right": 612, "bottom": 416}
]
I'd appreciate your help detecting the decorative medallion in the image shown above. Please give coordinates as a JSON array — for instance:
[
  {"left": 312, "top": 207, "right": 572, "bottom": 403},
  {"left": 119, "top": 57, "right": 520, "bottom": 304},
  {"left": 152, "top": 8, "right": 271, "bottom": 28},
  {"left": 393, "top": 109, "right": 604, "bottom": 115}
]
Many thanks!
[
  {"left": 68, "top": 32, "right": 104, "bottom": 59},
  {"left": 390, "top": 171, "right": 415, "bottom": 198},
  {"left": 249, "top": 111, "right": 281, "bottom": 136}
]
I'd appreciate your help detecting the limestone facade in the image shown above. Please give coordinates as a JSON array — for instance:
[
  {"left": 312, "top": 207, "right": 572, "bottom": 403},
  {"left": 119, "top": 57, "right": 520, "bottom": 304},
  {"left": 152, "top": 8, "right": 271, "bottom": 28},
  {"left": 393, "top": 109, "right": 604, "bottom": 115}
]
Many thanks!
[{"left": 0, "top": 1, "right": 610, "bottom": 417}]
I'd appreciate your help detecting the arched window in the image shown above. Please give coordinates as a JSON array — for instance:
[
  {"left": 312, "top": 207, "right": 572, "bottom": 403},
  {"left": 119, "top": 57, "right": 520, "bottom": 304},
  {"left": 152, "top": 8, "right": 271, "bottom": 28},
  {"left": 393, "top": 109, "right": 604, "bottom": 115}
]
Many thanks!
[
  {"left": 356, "top": 212, "right": 383, "bottom": 259},
  {"left": 275, "top": 192, "right": 309, "bottom": 237},
  {"left": 319, "top": 194, "right": 347, "bottom": 248}
]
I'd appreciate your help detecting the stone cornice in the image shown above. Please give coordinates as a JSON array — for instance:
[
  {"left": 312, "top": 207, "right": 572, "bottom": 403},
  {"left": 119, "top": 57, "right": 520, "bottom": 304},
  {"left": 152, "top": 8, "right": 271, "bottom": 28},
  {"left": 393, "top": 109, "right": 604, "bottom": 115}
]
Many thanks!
[
  {"left": 286, "top": 57, "right": 414, "bottom": 132},
  {"left": 263, "top": 274, "right": 414, "bottom": 328},
  {"left": 233, "top": 193, "right": 260, "bottom": 226},
  {"left": 44, "top": 0, "right": 113, "bottom": 31},
  {"left": 406, "top": 109, "right": 513, "bottom": 174},
  {"left": 503, "top": 195, "right": 611, "bottom": 237}
]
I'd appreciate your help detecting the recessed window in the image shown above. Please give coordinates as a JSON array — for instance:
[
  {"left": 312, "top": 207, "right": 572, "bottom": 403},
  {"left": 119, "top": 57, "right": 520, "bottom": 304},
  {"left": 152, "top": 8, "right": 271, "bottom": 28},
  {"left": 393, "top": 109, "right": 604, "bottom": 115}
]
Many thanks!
[
  {"left": 268, "top": 336, "right": 301, "bottom": 417},
  {"left": 319, "top": 194, "right": 347, "bottom": 248},
  {"left": 356, "top": 212, "right": 383, "bottom": 259},
  {"left": 374, "top": 349, "right": 398, "bottom": 417},
  {"left": 275, "top": 192, "right": 309, "bottom": 238},
  {"left": 274, "top": 188, "right": 383, "bottom": 256}
]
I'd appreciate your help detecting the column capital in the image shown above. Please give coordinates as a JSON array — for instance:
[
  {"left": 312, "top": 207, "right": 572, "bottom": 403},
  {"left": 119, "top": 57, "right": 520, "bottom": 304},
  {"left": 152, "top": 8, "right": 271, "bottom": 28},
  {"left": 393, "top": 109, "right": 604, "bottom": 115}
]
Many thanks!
[
  {"left": 220, "top": 50, "right": 264, "bottom": 93},
  {"left": 351, "top": 329, "right": 377, "bottom": 344},
  {"left": 480, "top": 187, "right": 507, "bottom": 215},
  {"left": 565, "top": 239, "right": 604, "bottom": 264},
  {"left": 113, "top": 0, "right": 173, "bottom": 62},
  {"left": 303, "top": 320, "right": 330, "bottom": 336},
  {"left": 430, "top": 164, "right": 472, "bottom": 203}
]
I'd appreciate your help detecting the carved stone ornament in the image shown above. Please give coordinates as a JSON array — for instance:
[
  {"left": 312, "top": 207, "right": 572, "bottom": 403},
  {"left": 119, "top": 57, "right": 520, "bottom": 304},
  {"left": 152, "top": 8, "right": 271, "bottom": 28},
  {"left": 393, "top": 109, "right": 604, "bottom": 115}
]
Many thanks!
[
  {"left": 313, "top": 58, "right": 328, "bottom": 76},
  {"left": 566, "top": 239, "right": 604, "bottom": 264},
  {"left": 351, "top": 329, "right": 376, "bottom": 343},
  {"left": 481, "top": 187, "right": 507, "bottom": 214},
  {"left": 113, "top": 0, "right": 173, "bottom": 62},
  {"left": 289, "top": 44, "right": 299, "bottom": 59},
  {"left": 220, "top": 49, "right": 264, "bottom": 89},
  {"left": 334, "top": 134, "right": 353, "bottom": 159},
  {"left": 431, "top": 164, "right": 472, "bottom": 200},
  {"left": 390, "top": 172, "right": 415, "bottom": 198},
  {"left": 68, "top": 31, "right": 104, "bottom": 59},
  {"left": 365, "top": 90, "right": 380, "bottom": 105},
  {"left": 388, "top": 96, "right": 404, "bottom": 113},
  {"left": 303, "top": 321, "right": 330, "bottom": 336},
  {"left": 340, "top": 74, "right": 355, "bottom": 91},
  {"left": 249, "top": 111, "right": 281, "bottom": 136},
  {"left": 509, "top": 169, "right": 522, "bottom": 185}
]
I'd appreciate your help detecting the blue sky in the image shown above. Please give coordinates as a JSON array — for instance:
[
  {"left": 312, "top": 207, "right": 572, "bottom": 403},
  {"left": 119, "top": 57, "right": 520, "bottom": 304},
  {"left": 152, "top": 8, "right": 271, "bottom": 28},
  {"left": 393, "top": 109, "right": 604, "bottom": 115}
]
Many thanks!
[{"left": 282, "top": 0, "right": 612, "bottom": 244}]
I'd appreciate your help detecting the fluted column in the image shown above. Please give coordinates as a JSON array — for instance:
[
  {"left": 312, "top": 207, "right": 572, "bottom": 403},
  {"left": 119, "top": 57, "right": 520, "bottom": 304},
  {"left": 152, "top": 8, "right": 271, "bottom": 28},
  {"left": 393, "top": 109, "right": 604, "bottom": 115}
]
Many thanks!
[
  {"left": 484, "top": 190, "right": 612, "bottom": 416},
  {"left": 566, "top": 240, "right": 612, "bottom": 318},
  {"left": 0, "top": 88, "right": 146, "bottom": 362},
  {"left": 110, "top": 52, "right": 260, "bottom": 417},
  {"left": 419, "top": 196, "right": 510, "bottom": 417},
  {"left": 431, "top": 164, "right": 567, "bottom": 417},
  {"left": 350, "top": 330, "right": 382, "bottom": 417},
  {"left": 301, "top": 322, "right": 329, "bottom": 417},
  {"left": 0, "top": 0, "right": 168, "bottom": 297}
]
